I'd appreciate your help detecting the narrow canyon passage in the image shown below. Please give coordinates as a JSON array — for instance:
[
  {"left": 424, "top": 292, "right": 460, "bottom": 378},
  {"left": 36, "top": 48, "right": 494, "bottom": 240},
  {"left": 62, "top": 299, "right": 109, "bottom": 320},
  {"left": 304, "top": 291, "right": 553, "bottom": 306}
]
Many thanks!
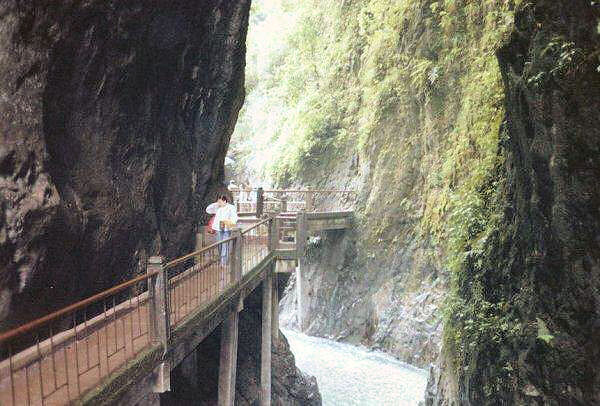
[{"left": 1, "top": 0, "right": 598, "bottom": 404}]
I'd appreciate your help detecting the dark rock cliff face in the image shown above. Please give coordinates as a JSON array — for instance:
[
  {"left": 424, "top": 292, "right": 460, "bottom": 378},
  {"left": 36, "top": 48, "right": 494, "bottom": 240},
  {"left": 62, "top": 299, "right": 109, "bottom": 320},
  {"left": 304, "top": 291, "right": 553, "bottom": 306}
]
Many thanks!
[
  {"left": 0, "top": 0, "right": 249, "bottom": 329},
  {"left": 429, "top": 1, "right": 600, "bottom": 404}
]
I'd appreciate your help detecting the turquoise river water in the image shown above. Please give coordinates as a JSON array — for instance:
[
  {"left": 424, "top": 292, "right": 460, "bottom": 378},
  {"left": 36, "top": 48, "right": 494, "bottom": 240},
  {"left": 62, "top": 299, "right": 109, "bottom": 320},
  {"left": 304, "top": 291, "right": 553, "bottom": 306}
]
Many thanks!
[{"left": 283, "top": 329, "right": 428, "bottom": 406}]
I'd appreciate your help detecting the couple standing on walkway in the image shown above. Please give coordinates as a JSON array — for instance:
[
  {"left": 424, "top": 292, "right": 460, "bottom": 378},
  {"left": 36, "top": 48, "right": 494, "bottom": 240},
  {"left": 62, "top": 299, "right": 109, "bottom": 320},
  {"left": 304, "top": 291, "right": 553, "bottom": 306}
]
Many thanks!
[{"left": 206, "top": 195, "right": 238, "bottom": 264}]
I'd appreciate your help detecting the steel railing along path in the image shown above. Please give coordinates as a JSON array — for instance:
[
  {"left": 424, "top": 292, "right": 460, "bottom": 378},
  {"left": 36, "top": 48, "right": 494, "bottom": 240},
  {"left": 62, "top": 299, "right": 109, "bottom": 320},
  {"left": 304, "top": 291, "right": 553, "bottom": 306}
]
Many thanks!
[{"left": 0, "top": 189, "right": 353, "bottom": 405}]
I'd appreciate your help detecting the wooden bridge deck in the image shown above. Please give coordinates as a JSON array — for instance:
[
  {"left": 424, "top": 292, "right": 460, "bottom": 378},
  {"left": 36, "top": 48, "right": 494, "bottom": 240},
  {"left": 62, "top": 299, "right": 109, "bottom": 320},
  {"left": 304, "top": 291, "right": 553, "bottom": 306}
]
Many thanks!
[{"left": 0, "top": 189, "right": 353, "bottom": 406}]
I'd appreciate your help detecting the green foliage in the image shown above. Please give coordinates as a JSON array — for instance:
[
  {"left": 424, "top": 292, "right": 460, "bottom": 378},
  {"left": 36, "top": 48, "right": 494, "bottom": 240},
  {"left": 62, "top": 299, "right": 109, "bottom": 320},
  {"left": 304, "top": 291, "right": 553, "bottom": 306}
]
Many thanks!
[
  {"left": 536, "top": 318, "right": 554, "bottom": 345},
  {"left": 236, "top": 0, "right": 519, "bottom": 263},
  {"left": 526, "top": 36, "right": 587, "bottom": 88},
  {"left": 234, "top": 0, "right": 521, "bottom": 389}
]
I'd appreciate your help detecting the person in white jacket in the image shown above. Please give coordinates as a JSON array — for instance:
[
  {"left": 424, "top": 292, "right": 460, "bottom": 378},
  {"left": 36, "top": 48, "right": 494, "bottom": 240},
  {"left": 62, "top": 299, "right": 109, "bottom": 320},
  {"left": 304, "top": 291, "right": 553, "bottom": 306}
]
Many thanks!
[{"left": 206, "top": 195, "right": 238, "bottom": 264}]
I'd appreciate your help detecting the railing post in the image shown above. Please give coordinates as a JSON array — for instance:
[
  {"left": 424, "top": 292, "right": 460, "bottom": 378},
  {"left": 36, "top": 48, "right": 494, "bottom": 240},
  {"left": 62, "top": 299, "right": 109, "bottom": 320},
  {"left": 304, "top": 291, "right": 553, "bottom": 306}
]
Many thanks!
[
  {"left": 148, "top": 256, "right": 171, "bottom": 393},
  {"left": 269, "top": 217, "right": 278, "bottom": 252},
  {"left": 296, "top": 211, "right": 308, "bottom": 265},
  {"left": 195, "top": 229, "right": 205, "bottom": 264},
  {"left": 256, "top": 187, "right": 264, "bottom": 218},
  {"left": 231, "top": 228, "right": 243, "bottom": 281},
  {"left": 305, "top": 189, "right": 314, "bottom": 212},
  {"left": 147, "top": 256, "right": 170, "bottom": 349}
]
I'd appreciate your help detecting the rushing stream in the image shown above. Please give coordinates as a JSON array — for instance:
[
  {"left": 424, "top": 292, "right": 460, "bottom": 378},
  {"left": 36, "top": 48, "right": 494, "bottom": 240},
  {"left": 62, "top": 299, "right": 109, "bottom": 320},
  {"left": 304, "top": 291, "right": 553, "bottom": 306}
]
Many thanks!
[{"left": 282, "top": 329, "right": 428, "bottom": 406}]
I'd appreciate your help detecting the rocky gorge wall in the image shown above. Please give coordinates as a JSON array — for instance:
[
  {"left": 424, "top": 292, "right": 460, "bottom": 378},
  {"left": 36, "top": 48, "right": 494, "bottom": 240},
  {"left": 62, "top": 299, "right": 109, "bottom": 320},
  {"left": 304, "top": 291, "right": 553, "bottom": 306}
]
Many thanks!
[
  {"left": 0, "top": 2, "right": 325, "bottom": 404},
  {"left": 279, "top": 228, "right": 444, "bottom": 368},
  {"left": 429, "top": 1, "right": 600, "bottom": 404},
  {"left": 0, "top": 0, "right": 249, "bottom": 329}
]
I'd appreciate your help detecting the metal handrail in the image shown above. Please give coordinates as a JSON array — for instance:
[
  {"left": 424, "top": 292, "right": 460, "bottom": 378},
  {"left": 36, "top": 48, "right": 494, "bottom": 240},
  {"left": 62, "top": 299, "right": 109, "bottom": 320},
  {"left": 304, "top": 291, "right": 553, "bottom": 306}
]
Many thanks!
[
  {"left": 306, "top": 210, "right": 354, "bottom": 218},
  {"left": 261, "top": 189, "right": 355, "bottom": 193},
  {"left": 164, "top": 235, "right": 236, "bottom": 270},
  {"left": 240, "top": 217, "right": 271, "bottom": 235},
  {"left": 231, "top": 188, "right": 354, "bottom": 193},
  {"left": 0, "top": 200, "right": 352, "bottom": 346},
  {"left": 0, "top": 217, "right": 274, "bottom": 345},
  {"left": 0, "top": 188, "right": 354, "bottom": 406},
  {"left": 0, "top": 270, "right": 158, "bottom": 345},
  {"left": 168, "top": 258, "right": 219, "bottom": 285},
  {"left": 165, "top": 218, "right": 272, "bottom": 270}
]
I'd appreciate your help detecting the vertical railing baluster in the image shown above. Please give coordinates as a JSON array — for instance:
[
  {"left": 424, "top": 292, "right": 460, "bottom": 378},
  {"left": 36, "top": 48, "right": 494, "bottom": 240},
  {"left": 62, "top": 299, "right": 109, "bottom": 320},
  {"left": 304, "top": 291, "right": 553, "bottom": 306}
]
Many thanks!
[
  {"left": 73, "top": 312, "right": 81, "bottom": 397},
  {"left": 36, "top": 334, "right": 43, "bottom": 405},
  {"left": 25, "top": 362, "right": 31, "bottom": 405},
  {"left": 269, "top": 217, "right": 276, "bottom": 254},
  {"left": 49, "top": 324, "right": 58, "bottom": 396},
  {"left": 84, "top": 308, "right": 90, "bottom": 371},
  {"left": 231, "top": 229, "right": 242, "bottom": 283},
  {"left": 103, "top": 300, "right": 109, "bottom": 378},
  {"left": 128, "top": 292, "right": 134, "bottom": 361},
  {"left": 9, "top": 343, "right": 16, "bottom": 405}
]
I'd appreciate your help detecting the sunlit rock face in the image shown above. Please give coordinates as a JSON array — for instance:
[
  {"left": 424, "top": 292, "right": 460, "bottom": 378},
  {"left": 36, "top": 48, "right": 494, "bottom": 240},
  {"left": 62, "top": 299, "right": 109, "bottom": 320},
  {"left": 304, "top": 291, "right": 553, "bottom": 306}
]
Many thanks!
[
  {"left": 280, "top": 229, "right": 443, "bottom": 369},
  {"left": 428, "top": 1, "right": 600, "bottom": 404},
  {"left": 0, "top": 0, "right": 249, "bottom": 329}
]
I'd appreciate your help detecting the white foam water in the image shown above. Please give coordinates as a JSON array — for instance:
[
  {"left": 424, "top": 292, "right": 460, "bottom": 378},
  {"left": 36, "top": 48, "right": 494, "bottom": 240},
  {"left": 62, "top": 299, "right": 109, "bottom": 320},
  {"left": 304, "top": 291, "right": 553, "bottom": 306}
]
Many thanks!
[{"left": 282, "top": 329, "right": 428, "bottom": 406}]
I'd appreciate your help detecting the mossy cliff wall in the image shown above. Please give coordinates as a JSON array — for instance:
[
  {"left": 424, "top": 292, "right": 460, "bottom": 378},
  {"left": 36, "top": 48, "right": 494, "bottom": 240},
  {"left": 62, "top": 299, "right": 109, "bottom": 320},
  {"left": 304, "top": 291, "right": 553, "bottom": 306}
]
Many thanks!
[
  {"left": 237, "top": 4, "right": 600, "bottom": 400},
  {"left": 247, "top": 0, "right": 520, "bottom": 367},
  {"left": 428, "top": 1, "right": 600, "bottom": 404}
]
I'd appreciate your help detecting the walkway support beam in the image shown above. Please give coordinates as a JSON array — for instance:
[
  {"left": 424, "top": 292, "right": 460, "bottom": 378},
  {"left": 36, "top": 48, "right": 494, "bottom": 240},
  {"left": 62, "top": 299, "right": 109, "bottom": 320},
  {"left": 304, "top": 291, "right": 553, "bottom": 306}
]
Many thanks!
[
  {"left": 218, "top": 311, "right": 239, "bottom": 406},
  {"left": 296, "top": 210, "right": 308, "bottom": 331},
  {"left": 272, "top": 266, "right": 279, "bottom": 345},
  {"left": 261, "top": 271, "right": 273, "bottom": 406}
]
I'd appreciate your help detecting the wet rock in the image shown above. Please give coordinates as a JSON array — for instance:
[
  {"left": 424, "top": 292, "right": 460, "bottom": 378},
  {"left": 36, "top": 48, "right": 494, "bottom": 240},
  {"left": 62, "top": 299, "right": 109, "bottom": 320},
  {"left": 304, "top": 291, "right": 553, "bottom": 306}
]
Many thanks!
[
  {"left": 280, "top": 229, "right": 444, "bottom": 368},
  {"left": 431, "top": 0, "right": 600, "bottom": 403},
  {"left": 0, "top": 0, "right": 249, "bottom": 329}
]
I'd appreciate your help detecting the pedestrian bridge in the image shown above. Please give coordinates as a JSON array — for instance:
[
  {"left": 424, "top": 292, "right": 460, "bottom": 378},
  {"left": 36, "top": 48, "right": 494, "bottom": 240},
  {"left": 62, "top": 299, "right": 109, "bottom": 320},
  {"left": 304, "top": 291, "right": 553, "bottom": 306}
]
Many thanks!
[{"left": 0, "top": 189, "right": 354, "bottom": 406}]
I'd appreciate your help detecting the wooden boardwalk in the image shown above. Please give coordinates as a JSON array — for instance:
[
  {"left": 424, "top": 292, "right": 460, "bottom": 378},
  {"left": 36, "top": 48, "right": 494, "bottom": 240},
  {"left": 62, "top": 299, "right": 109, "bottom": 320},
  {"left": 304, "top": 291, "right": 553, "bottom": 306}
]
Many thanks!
[{"left": 0, "top": 188, "right": 354, "bottom": 406}]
